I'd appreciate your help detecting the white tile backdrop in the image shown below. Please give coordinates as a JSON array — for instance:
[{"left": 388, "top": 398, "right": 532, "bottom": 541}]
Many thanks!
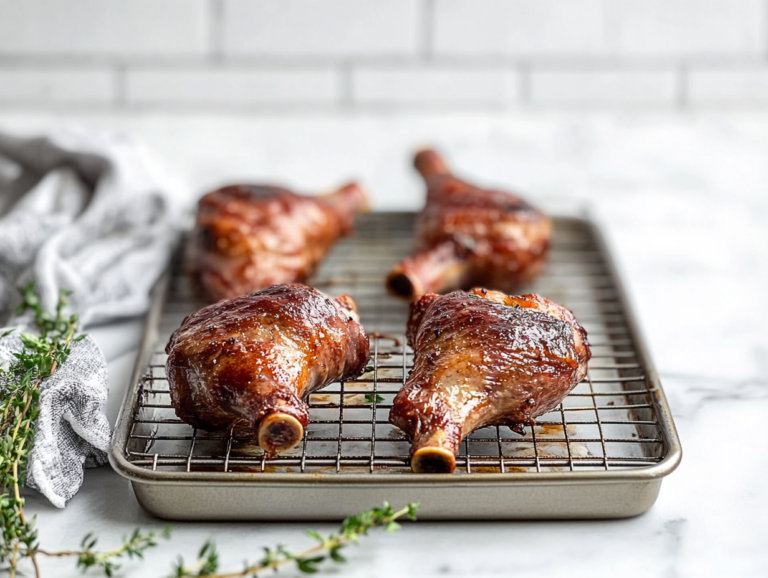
[{"left": 2, "top": 0, "right": 768, "bottom": 109}]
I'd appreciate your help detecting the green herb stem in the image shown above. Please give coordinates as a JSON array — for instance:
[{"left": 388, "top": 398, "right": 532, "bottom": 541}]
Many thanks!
[
  {"left": 172, "top": 501, "right": 418, "bottom": 578},
  {"left": 1, "top": 284, "right": 83, "bottom": 576},
  {"left": 31, "top": 526, "right": 172, "bottom": 576}
]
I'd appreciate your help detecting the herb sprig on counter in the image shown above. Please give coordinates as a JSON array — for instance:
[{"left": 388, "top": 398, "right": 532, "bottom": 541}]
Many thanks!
[
  {"left": 172, "top": 501, "right": 419, "bottom": 578},
  {"left": 36, "top": 527, "right": 173, "bottom": 576},
  {"left": 0, "top": 285, "right": 171, "bottom": 577},
  {"left": 0, "top": 283, "right": 84, "bottom": 577},
  {"left": 27, "top": 500, "right": 417, "bottom": 577}
]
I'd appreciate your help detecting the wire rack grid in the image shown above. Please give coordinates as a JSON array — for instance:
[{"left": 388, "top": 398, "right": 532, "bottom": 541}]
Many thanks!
[{"left": 123, "top": 212, "right": 665, "bottom": 476}]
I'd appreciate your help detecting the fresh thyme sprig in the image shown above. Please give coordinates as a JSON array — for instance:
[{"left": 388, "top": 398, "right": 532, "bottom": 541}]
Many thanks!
[
  {"left": 34, "top": 526, "right": 173, "bottom": 576},
  {"left": 0, "top": 286, "right": 178, "bottom": 577},
  {"left": 0, "top": 283, "right": 84, "bottom": 577},
  {"left": 172, "top": 501, "right": 419, "bottom": 578}
]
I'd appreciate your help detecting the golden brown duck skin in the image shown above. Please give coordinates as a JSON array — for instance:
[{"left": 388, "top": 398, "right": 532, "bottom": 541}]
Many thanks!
[
  {"left": 188, "top": 182, "right": 367, "bottom": 302},
  {"left": 165, "top": 284, "right": 369, "bottom": 455},
  {"left": 390, "top": 288, "right": 590, "bottom": 473},
  {"left": 386, "top": 150, "right": 551, "bottom": 301}
]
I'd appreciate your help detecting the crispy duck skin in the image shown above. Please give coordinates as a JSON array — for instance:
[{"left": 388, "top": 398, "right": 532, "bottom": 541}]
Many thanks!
[
  {"left": 390, "top": 288, "right": 591, "bottom": 474},
  {"left": 188, "top": 182, "right": 367, "bottom": 302},
  {"left": 386, "top": 150, "right": 551, "bottom": 301},
  {"left": 165, "top": 284, "right": 369, "bottom": 455}
]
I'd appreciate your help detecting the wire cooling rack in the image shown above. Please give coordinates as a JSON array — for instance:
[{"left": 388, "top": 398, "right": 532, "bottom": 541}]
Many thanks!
[{"left": 120, "top": 212, "right": 666, "bottom": 476}]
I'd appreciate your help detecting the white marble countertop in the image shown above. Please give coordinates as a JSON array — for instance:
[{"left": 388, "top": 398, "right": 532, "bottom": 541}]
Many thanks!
[{"left": 3, "top": 111, "right": 767, "bottom": 577}]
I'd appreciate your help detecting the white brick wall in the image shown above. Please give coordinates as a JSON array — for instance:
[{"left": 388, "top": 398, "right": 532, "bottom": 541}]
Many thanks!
[
  {"left": 0, "top": 0, "right": 209, "bottom": 56},
  {"left": 126, "top": 69, "right": 339, "bottom": 105},
  {"left": 688, "top": 69, "right": 768, "bottom": 104},
  {"left": 606, "top": 0, "right": 766, "bottom": 57},
  {"left": 531, "top": 70, "right": 678, "bottom": 105},
  {"left": 222, "top": 0, "right": 422, "bottom": 57},
  {"left": 352, "top": 68, "right": 519, "bottom": 105},
  {"left": 1, "top": 0, "right": 768, "bottom": 109},
  {"left": 433, "top": 0, "right": 607, "bottom": 56},
  {"left": 0, "top": 68, "right": 115, "bottom": 103}
]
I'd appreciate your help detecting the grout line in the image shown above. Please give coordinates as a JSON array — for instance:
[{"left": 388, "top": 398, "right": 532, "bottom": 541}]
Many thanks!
[
  {"left": 518, "top": 62, "right": 531, "bottom": 105},
  {"left": 114, "top": 62, "right": 127, "bottom": 108},
  {"left": 422, "top": 0, "right": 435, "bottom": 60},
  {"left": 1, "top": 54, "right": 768, "bottom": 68},
  {"left": 209, "top": 0, "right": 224, "bottom": 61},
  {"left": 5, "top": 100, "right": 763, "bottom": 114},
  {"left": 340, "top": 62, "right": 354, "bottom": 109},
  {"left": 676, "top": 64, "right": 688, "bottom": 109}
]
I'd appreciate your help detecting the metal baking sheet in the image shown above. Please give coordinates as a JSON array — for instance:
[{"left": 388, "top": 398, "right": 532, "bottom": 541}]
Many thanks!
[{"left": 109, "top": 212, "right": 682, "bottom": 520}]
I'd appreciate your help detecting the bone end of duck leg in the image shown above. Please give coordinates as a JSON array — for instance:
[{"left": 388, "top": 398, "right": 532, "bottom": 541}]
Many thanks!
[
  {"left": 411, "top": 446, "right": 456, "bottom": 474},
  {"left": 414, "top": 149, "right": 451, "bottom": 178},
  {"left": 258, "top": 412, "right": 304, "bottom": 455},
  {"left": 386, "top": 269, "right": 421, "bottom": 301}
]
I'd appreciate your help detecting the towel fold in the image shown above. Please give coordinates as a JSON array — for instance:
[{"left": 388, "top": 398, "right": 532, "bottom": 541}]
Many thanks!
[{"left": 0, "top": 128, "right": 185, "bottom": 507}]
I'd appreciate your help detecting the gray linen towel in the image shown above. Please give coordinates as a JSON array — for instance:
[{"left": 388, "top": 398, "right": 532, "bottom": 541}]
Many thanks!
[{"left": 0, "top": 128, "right": 184, "bottom": 507}]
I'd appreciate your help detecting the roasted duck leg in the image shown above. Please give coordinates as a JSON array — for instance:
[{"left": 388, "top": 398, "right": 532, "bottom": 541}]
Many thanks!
[
  {"left": 166, "top": 284, "right": 369, "bottom": 455},
  {"left": 386, "top": 150, "right": 551, "bottom": 301},
  {"left": 390, "top": 289, "right": 591, "bottom": 473},
  {"left": 188, "top": 182, "right": 367, "bottom": 302}
]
